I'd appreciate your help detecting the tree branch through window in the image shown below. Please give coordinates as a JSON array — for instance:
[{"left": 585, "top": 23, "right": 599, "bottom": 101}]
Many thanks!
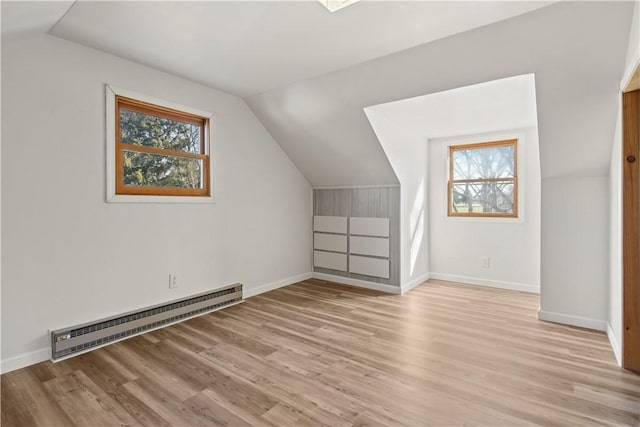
[
  {"left": 115, "top": 96, "right": 210, "bottom": 197},
  {"left": 448, "top": 139, "right": 518, "bottom": 218}
]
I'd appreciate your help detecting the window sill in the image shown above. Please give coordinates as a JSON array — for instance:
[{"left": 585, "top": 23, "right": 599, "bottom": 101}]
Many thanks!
[
  {"left": 445, "top": 215, "right": 523, "bottom": 224},
  {"left": 107, "top": 194, "right": 215, "bottom": 204}
]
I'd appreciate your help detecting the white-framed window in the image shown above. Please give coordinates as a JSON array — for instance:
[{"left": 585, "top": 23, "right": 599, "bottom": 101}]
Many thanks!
[
  {"left": 448, "top": 139, "right": 518, "bottom": 218},
  {"left": 106, "top": 85, "right": 215, "bottom": 203}
]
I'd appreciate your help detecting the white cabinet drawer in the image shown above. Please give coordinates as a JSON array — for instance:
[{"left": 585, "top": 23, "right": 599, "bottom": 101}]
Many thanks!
[
  {"left": 313, "top": 216, "right": 347, "bottom": 234},
  {"left": 314, "top": 251, "right": 348, "bottom": 271},
  {"left": 350, "top": 217, "right": 389, "bottom": 237},
  {"left": 350, "top": 236, "right": 389, "bottom": 258},
  {"left": 314, "top": 233, "right": 347, "bottom": 253},
  {"left": 349, "top": 255, "right": 389, "bottom": 279}
]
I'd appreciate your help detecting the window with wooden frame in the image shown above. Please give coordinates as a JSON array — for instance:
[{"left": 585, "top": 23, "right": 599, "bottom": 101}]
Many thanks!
[
  {"left": 448, "top": 139, "right": 518, "bottom": 218},
  {"left": 110, "top": 92, "right": 211, "bottom": 199}
]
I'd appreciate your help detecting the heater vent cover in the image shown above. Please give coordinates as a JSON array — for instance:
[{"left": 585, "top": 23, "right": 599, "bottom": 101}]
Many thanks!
[{"left": 51, "top": 283, "right": 242, "bottom": 361}]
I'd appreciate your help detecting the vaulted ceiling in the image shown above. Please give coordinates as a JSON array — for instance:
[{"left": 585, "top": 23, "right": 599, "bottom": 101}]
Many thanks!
[
  {"left": 246, "top": 1, "right": 635, "bottom": 185},
  {"left": 2, "top": 1, "right": 636, "bottom": 187},
  {"left": 2, "top": 1, "right": 551, "bottom": 97}
]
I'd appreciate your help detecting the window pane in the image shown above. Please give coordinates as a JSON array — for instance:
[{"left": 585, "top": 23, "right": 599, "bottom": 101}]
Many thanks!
[
  {"left": 122, "top": 151, "right": 203, "bottom": 189},
  {"left": 453, "top": 144, "right": 514, "bottom": 180},
  {"left": 451, "top": 181, "right": 514, "bottom": 214},
  {"left": 120, "top": 109, "right": 201, "bottom": 154}
]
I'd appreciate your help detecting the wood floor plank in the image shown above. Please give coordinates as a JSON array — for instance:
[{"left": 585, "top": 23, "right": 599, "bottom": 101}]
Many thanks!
[
  {"left": 121, "top": 378, "right": 204, "bottom": 426},
  {"left": 0, "top": 373, "right": 40, "bottom": 427},
  {"left": 1, "top": 369, "right": 76, "bottom": 427},
  {"left": 41, "top": 372, "right": 133, "bottom": 427},
  {"left": 2, "top": 279, "right": 639, "bottom": 426}
]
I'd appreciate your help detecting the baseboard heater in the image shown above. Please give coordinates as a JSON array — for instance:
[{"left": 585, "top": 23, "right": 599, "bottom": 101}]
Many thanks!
[{"left": 51, "top": 283, "right": 243, "bottom": 361}]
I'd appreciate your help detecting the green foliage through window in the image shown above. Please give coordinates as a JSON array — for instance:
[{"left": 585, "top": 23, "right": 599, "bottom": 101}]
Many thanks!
[
  {"left": 122, "top": 151, "right": 202, "bottom": 189},
  {"left": 115, "top": 96, "right": 209, "bottom": 197},
  {"left": 120, "top": 109, "right": 201, "bottom": 154}
]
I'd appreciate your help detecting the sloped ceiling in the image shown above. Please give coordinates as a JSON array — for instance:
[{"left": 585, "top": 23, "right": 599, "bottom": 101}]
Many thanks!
[
  {"left": 365, "top": 74, "right": 539, "bottom": 149},
  {"left": 0, "top": 1, "right": 74, "bottom": 41},
  {"left": 43, "top": 1, "right": 551, "bottom": 97},
  {"left": 246, "top": 1, "right": 634, "bottom": 186}
]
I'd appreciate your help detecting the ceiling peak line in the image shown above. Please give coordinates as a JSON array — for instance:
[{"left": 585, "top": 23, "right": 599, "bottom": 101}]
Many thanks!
[
  {"left": 48, "top": 0, "right": 78, "bottom": 36},
  {"left": 318, "top": 0, "right": 361, "bottom": 13}
]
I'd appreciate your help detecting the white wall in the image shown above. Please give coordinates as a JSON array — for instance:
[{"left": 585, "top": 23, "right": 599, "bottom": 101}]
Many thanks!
[
  {"left": 1, "top": 34, "right": 312, "bottom": 372},
  {"left": 429, "top": 128, "right": 541, "bottom": 293},
  {"left": 622, "top": 1, "right": 640, "bottom": 90},
  {"left": 248, "top": 2, "right": 632, "bottom": 185},
  {"left": 363, "top": 113, "right": 429, "bottom": 290},
  {"left": 0, "top": 3, "right": 3, "bottom": 368},
  {"left": 608, "top": 0, "right": 639, "bottom": 365},
  {"left": 609, "top": 105, "right": 623, "bottom": 364},
  {"left": 540, "top": 177, "right": 609, "bottom": 330},
  {"left": 247, "top": 2, "right": 631, "bottom": 334},
  {"left": 366, "top": 74, "right": 540, "bottom": 293},
  {"left": 250, "top": 1, "right": 632, "bottom": 333}
]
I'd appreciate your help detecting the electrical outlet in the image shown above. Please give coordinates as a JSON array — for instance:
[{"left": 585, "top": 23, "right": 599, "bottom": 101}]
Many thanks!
[
  {"left": 169, "top": 274, "right": 178, "bottom": 289},
  {"left": 481, "top": 256, "right": 490, "bottom": 269}
]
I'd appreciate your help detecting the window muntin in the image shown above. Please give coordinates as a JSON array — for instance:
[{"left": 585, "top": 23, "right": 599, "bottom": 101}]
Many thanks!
[
  {"left": 448, "top": 139, "right": 518, "bottom": 218},
  {"left": 115, "top": 95, "right": 210, "bottom": 197}
]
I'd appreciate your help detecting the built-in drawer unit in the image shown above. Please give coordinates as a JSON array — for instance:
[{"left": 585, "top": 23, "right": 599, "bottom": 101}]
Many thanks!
[
  {"left": 313, "top": 187, "right": 399, "bottom": 285},
  {"left": 313, "top": 216, "right": 348, "bottom": 272},
  {"left": 313, "top": 215, "right": 391, "bottom": 280},
  {"left": 347, "top": 217, "right": 390, "bottom": 279}
]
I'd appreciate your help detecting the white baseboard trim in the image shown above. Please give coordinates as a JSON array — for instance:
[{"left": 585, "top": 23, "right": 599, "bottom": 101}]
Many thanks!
[
  {"left": 2, "top": 274, "right": 312, "bottom": 374},
  {"left": 312, "top": 184, "right": 400, "bottom": 190},
  {"left": 607, "top": 322, "right": 622, "bottom": 367},
  {"left": 538, "top": 310, "right": 607, "bottom": 331},
  {"left": 312, "top": 272, "right": 401, "bottom": 294},
  {"left": 244, "top": 272, "right": 313, "bottom": 299},
  {"left": 401, "top": 272, "right": 430, "bottom": 294},
  {"left": 1, "top": 347, "right": 51, "bottom": 374},
  {"left": 429, "top": 273, "right": 539, "bottom": 294}
]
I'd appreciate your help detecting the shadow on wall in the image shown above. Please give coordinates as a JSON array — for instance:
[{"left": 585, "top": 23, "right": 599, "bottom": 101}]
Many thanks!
[
  {"left": 410, "top": 178, "right": 425, "bottom": 276},
  {"left": 365, "top": 74, "right": 541, "bottom": 293}
]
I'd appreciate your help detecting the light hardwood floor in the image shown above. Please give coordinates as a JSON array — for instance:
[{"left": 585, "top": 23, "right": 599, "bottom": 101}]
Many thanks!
[{"left": 2, "top": 279, "right": 639, "bottom": 426}]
